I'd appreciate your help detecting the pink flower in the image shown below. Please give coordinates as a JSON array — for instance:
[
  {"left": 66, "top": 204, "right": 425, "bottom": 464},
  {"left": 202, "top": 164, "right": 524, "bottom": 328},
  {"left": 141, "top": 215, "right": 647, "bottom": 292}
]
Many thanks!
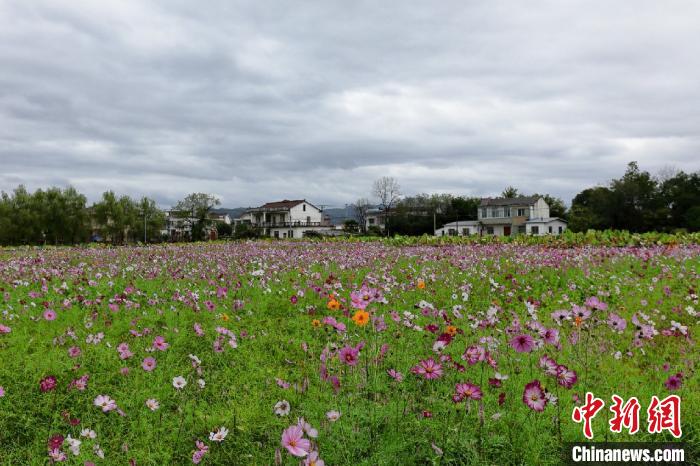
[
  {"left": 281, "top": 425, "right": 311, "bottom": 457},
  {"left": 556, "top": 365, "right": 578, "bottom": 389},
  {"left": 411, "top": 358, "right": 443, "bottom": 379},
  {"left": 152, "top": 336, "right": 169, "bottom": 351},
  {"left": 94, "top": 395, "right": 117, "bottom": 412},
  {"left": 522, "top": 380, "right": 547, "bottom": 411},
  {"left": 338, "top": 345, "right": 359, "bottom": 366},
  {"left": 455, "top": 382, "right": 483, "bottom": 401},
  {"left": 142, "top": 357, "right": 157, "bottom": 372},
  {"left": 509, "top": 334, "right": 535, "bottom": 353},
  {"left": 0, "top": 386, "right": 5, "bottom": 397},
  {"left": 43, "top": 309, "right": 57, "bottom": 321},
  {"left": 0, "top": 324, "right": 10, "bottom": 334},
  {"left": 539, "top": 355, "right": 558, "bottom": 376},
  {"left": 304, "top": 451, "right": 325, "bottom": 466},
  {"left": 193, "top": 322, "right": 205, "bottom": 336},
  {"left": 387, "top": 368, "right": 404, "bottom": 382},
  {"left": 462, "top": 345, "right": 486, "bottom": 365},
  {"left": 68, "top": 346, "right": 81, "bottom": 358}
]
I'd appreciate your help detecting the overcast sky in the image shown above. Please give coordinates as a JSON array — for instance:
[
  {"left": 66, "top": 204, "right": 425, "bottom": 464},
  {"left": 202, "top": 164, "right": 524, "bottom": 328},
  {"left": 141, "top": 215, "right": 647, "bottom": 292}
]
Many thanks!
[{"left": 1, "top": 1, "right": 699, "bottom": 208}]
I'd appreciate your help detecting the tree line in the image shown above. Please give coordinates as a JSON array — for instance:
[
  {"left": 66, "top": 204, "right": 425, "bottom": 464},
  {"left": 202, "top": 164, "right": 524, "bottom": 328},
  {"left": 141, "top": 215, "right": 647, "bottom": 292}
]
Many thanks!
[{"left": 351, "top": 162, "right": 699, "bottom": 236}]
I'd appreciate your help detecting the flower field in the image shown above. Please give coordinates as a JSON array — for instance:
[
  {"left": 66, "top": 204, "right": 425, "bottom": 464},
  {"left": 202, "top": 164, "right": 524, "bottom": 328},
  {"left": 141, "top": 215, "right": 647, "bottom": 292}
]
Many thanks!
[{"left": 0, "top": 240, "right": 698, "bottom": 465}]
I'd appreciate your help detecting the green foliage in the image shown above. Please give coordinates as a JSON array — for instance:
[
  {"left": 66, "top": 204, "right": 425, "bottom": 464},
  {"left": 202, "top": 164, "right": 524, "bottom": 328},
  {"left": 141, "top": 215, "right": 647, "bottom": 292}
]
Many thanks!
[
  {"left": 173, "top": 193, "right": 221, "bottom": 241},
  {"left": 569, "top": 162, "right": 700, "bottom": 232}
]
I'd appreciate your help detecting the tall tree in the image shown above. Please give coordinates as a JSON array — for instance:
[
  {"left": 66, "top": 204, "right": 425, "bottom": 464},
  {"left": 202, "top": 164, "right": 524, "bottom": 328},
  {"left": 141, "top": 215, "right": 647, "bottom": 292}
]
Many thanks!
[
  {"left": 501, "top": 186, "right": 519, "bottom": 198},
  {"left": 352, "top": 197, "right": 372, "bottom": 233},
  {"left": 132, "top": 197, "right": 166, "bottom": 242},
  {"left": 372, "top": 177, "right": 401, "bottom": 236},
  {"left": 173, "top": 193, "right": 220, "bottom": 241}
]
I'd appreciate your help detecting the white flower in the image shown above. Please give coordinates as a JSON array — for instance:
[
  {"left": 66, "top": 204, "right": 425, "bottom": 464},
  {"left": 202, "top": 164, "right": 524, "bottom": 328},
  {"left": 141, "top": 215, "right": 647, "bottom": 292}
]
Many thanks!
[
  {"left": 494, "top": 372, "right": 509, "bottom": 381},
  {"left": 209, "top": 426, "right": 229, "bottom": 442},
  {"left": 93, "top": 444, "right": 105, "bottom": 459},
  {"left": 172, "top": 376, "right": 187, "bottom": 390},
  {"left": 326, "top": 410, "right": 341, "bottom": 422},
  {"left": 197, "top": 378, "right": 206, "bottom": 389},
  {"left": 80, "top": 428, "right": 97, "bottom": 439},
  {"left": 66, "top": 435, "right": 81, "bottom": 456},
  {"left": 146, "top": 399, "right": 160, "bottom": 411},
  {"left": 274, "top": 400, "right": 290, "bottom": 416}
]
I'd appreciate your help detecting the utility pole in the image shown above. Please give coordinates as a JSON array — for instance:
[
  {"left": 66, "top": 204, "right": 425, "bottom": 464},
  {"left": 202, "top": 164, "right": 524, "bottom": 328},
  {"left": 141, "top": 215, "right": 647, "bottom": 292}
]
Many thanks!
[{"left": 144, "top": 211, "right": 147, "bottom": 243}]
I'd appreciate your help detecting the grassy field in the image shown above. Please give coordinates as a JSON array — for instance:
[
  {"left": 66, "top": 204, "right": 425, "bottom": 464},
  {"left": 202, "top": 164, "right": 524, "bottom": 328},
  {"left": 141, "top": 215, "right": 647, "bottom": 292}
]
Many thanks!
[{"left": 0, "top": 240, "right": 698, "bottom": 465}]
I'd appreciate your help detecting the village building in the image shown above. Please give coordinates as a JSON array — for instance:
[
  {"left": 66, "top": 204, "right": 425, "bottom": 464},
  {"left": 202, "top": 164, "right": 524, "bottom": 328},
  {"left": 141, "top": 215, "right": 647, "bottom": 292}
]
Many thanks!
[{"left": 235, "top": 199, "right": 334, "bottom": 238}]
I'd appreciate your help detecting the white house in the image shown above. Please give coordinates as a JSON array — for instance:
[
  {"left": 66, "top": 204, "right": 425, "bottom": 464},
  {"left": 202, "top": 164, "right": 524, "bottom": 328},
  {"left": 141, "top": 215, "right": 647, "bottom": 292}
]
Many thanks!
[
  {"left": 236, "top": 199, "right": 334, "bottom": 238},
  {"left": 365, "top": 207, "right": 387, "bottom": 231},
  {"left": 434, "top": 196, "right": 567, "bottom": 236},
  {"left": 435, "top": 220, "right": 480, "bottom": 236}
]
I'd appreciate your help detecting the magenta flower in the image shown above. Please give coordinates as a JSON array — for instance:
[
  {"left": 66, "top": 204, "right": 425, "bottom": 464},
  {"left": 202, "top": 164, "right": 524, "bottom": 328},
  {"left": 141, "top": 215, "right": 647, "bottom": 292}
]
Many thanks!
[
  {"left": 290, "top": 295, "right": 298, "bottom": 304},
  {"left": 39, "top": 375, "right": 57, "bottom": 393},
  {"left": 338, "top": 345, "right": 359, "bottom": 366},
  {"left": 522, "top": 380, "right": 547, "bottom": 411},
  {"left": 281, "top": 425, "right": 311, "bottom": 457},
  {"left": 509, "top": 334, "right": 535, "bottom": 353},
  {"left": 43, "top": 309, "right": 57, "bottom": 321},
  {"left": 556, "top": 365, "right": 578, "bottom": 389},
  {"left": 142, "top": 357, "right": 157, "bottom": 372},
  {"left": 539, "top": 355, "right": 558, "bottom": 376},
  {"left": 462, "top": 345, "right": 486, "bottom": 365},
  {"left": 0, "top": 386, "right": 5, "bottom": 397},
  {"left": 607, "top": 313, "right": 627, "bottom": 332},
  {"left": 664, "top": 374, "right": 683, "bottom": 391},
  {"left": 585, "top": 296, "right": 608, "bottom": 311},
  {"left": 68, "top": 346, "right": 81, "bottom": 358},
  {"left": 411, "top": 358, "right": 443, "bottom": 379}
]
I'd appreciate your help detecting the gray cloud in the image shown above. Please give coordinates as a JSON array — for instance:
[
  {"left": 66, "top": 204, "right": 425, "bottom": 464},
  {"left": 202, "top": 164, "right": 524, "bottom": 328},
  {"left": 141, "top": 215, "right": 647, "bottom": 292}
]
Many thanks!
[{"left": 1, "top": 0, "right": 699, "bottom": 208}]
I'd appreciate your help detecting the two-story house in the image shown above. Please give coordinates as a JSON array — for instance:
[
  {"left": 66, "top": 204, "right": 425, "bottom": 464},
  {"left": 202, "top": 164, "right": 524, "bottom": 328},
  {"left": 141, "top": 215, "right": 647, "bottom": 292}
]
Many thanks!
[
  {"left": 235, "top": 199, "right": 333, "bottom": 238},
  {"left": 477, "top": 196, "right": 567, "bottom": 236}
]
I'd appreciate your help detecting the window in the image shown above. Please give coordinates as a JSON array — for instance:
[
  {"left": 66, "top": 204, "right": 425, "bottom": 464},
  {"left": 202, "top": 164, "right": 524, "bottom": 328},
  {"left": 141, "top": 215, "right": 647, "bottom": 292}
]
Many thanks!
[
  {"left": 369, "top": 218, "right": 375, "bottom": 225},
  {"left": 273, "top": 230, "right": 280, "bottom": 238},
  {"left": 463, "top": 228, "right": 468, "bottom": 235},
  {"left": 486, "top": 226, "right": 494, "bottom": 234},
  {"left": 531, "top": 226, "right": 539, "bottom": 234},
  {"left": 558, "top": 226, "right": 563, "bottom": 234},
  {"left": 288, "top": 230, "right": 294, "bottom": 238},
  {"left": 306, "top": 216, "right": 311, "bottom": 224},
  {"left": 448, "top": 228, "right": 456, "bottom": 236},
  {"left": 504, "top": 207, "right": 510, "bottom": 217},
  {"left": 548, "top": 226, "right": 552, "bottom": 233},
  {"left": 517, "top": 208, "right": 526, "bottom": 217},
  {"left": 303, "top": 204, "right": 306, "bottom": 211},
  {"left": 518, "top": 225, "right": 526, "bottom": 234},
  {"left": 481, "top": 208, "right": 487, "bottom": 218}
]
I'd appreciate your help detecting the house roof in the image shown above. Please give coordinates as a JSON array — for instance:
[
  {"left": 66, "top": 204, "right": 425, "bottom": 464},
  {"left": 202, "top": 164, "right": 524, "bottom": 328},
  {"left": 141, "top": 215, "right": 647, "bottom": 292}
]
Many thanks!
[
  {"left": 525, "top": 217, "right": 568, "bottom": 224},
  {"left": 479, "top": 196, "right": 540, "bottom": 207},
  {"left": 259, "top": 199, "right": 306, "bottom": 209}
]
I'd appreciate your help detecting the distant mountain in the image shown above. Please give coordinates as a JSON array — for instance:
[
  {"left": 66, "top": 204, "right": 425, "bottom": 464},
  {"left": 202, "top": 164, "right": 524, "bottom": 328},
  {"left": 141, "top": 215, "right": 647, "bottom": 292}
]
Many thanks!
[{"left": 210, "top": 207, "right": 248, "bottom": 219}]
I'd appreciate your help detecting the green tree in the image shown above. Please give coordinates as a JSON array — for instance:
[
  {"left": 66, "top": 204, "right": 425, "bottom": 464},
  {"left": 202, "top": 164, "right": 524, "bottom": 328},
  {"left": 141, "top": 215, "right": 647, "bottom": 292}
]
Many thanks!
[
  {"left": 501, "top": 186, "right": 519, "bottom": 198},
  {"left": 173, "top": 193, "right": 220, "bottom": 241}
]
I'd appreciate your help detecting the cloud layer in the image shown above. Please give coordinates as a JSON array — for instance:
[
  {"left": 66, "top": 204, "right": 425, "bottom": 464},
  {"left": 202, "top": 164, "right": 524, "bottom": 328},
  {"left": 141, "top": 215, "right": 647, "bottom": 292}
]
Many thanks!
[{"left": 1, "top": 0, "right": 699, "bottom": 207}]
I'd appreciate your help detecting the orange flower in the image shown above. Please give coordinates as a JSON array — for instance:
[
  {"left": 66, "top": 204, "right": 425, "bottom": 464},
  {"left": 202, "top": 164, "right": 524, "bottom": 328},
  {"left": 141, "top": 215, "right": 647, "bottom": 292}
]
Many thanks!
[
  {"left": 327, "top": 298, "right": 340, "bottom": 311},
  {"left": 311, "top": 319, "right": 321, "bottom": 328},
  {"left": 352, "top": 310, "right": 370, "bottom": 327},
  {"left": 416, "top": 279, "right": 426, "bottom": 290},
  {"left": 220, "top": 313, "right": 230, "bottom": 322},
  {"left": 446, "top": 325, "right": 457, "bottom": 336},
  {"left": 574, "top": 316, "right": 583, "bottom": 327}
]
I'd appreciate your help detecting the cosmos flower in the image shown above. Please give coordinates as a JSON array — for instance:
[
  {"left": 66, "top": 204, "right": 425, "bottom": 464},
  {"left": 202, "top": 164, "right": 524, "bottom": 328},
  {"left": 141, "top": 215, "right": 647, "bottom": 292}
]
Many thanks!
[
  {"left": 556, "top": 365, "right": 578, "bottom": 389},
  {"left": 281, "top": 425, "right": 310, "bottom": 457},
  {"left": 339, "top": 345, "right": 360, "bottom": 366},
  {"left": 172, "top": 376, "right": 187, "bottom": 390},
  {"left": 39, "top": 375, "right": 57, "bottom": 393},
  {"left": 522, "top": 380, "right": 547, "bottom": 412},
  {"left": 509, "top": 334, "right": 535, "bottom": 353},
  {"left": 326, "top": 410, "right": 341, "bottom": 422},
  {"left": 387, "top": 369, "right": 404, "bottom": 382},
  {"left": 209, "top": 427, "right": 228, "bottom": 442},
  {"left": 411, "top": 358, "right": 443, "bottom": 379},
  {"left": 664, "top": 374, "right": 683, "bottom": 390},
  {"left": 454, "top": 382, "right": 483, "bottom": 401},
  {"left": 94, "top": 395, "right": 117, "bottom": 412},
  {"left": 43, "top": 309, "right": 57, "bottom": 321},
  {"left": 145, "top": 399, "right": 160, "bottom": 411},
  {"left": 274, "top": 400, "right": 291, "bottom": 416},
  {"left": 141, "top": 357, "right": 157, "bottom": 372}
]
